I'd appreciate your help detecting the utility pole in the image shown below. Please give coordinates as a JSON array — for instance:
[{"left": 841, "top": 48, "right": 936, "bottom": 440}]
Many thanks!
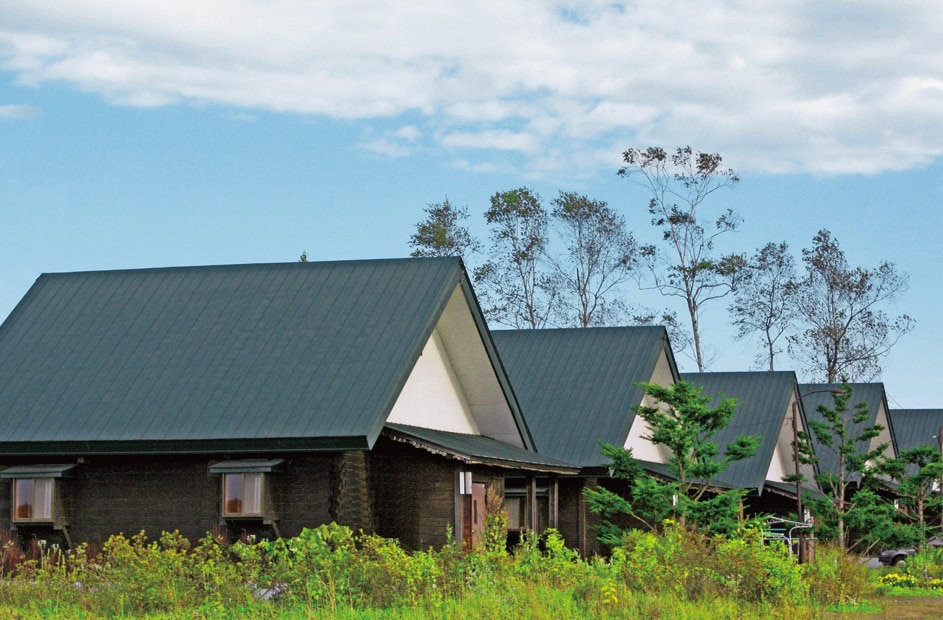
[{"left": 792, "top": 398, "right": 804, "bottom": 562}]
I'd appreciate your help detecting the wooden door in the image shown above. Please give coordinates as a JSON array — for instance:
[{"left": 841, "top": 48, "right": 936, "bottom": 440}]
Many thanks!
[{"left": 470, "top": 482, "right": 486, "bottom": 547}]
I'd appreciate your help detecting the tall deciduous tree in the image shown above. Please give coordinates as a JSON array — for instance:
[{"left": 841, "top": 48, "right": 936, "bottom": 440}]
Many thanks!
[
  {"left": 803, "top": 386, "right": 889, "bottom": 549},
  {"left": 408, "top": 198, "right": 480, "bottom": 260},
  {"left": 788, "top": 230, "right": 914, "bottom": 383},
  {"left": 729, "top": 242, "right": 797, "bottom": 371},
  {"left": 548, "top": 191, "right": 639, "bottom": 327},
  {"left": 618, "top": 146, "right": 744, "bottom": 372},
  {"left": 585, "top": 381, "right": 760, "bottom": 540},
  {"left": 473, "top": 187, "right": 559, "bottom": 329}
]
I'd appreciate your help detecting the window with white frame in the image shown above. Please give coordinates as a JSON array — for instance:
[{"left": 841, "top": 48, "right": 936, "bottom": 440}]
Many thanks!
[
  {"left": 222, "top": 472, "right": 264, "bottom": 517},
  {"left": 14, "top": 478, "right": 54, "bottom": 522},
  {"left": 2, "top": 464, "right": 77, "bottom": 525},
  {"left": 209, "top": 459, "right": 284, "bottom": 520}
]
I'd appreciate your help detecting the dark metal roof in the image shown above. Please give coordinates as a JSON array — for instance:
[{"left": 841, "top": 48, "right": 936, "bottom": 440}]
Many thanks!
[
  {"left": 384, "top": 423, "right": 579, "bottom": 474},
  {"left": 680, "top": 371, "right": 799, "bottom": 493},
  {"left": 0, "top": 258, "right": 531, "bottom": 454},
  {"left": 888, "top": 410, "right": 943, "bottom": 454},
  {"left": 492, "top": 326, "right": 679, "bottom": 468},
  {"left": 799, "top": 383, "right": 893, "bottom": 481}
]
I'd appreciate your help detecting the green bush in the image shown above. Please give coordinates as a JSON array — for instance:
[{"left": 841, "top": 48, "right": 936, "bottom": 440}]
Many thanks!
[
  {"left": 802, "top": 544, "right": 872, "bottom": 605},
  {"left": 611, "top": 523, "right": 806, "bottom": 606},
  {"left": 714, "top": 531, "right": 807, "bottom": 605}
]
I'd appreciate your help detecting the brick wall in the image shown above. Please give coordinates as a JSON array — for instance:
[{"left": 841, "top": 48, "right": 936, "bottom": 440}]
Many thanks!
[{"left": 0, "top": 453, "right": 336, "bottom": 545}]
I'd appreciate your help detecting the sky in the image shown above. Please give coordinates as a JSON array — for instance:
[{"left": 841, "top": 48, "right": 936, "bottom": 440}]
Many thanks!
[{"left": 1, "top": 1, "right": 941, "bottom": 408}]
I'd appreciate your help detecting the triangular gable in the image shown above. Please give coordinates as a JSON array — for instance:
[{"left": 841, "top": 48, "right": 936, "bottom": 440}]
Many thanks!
[
  {"left": 679, "top": 371, "right": 812, "bottom": 494},
  {"left": 387, "top": 284, "right": 525, "bottom": 448},
  {"left": 765, "top": 388, "right": 817, "bottom": 493},
  {"left": 800, "top": 382, "right": 895, "bottom": 482},
  {"left": 623, "top": 347, "right": 674, "bottom": 463},
  {"left": 493, "top": 326, "right": 679, "bottom": 469}
]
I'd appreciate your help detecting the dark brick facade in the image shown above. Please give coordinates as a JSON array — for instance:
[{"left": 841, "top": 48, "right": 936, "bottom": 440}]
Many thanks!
[
  {"left": 0, "top": 452, "right": 335, "bottom": 546},
  {"left": 0, "top": 444, "right": 543, "bottom": 551}
]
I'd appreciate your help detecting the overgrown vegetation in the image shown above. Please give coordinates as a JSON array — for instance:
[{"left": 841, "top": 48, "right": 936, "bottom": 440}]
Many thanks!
[{"left": 0, "top": 522, "right": 897, "bottom": 618}]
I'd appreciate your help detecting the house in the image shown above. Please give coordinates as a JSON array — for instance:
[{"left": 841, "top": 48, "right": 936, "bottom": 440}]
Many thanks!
[
  {"left": 0, "top": 259, "right": 577, "bottom": 550},
  {"left": 799, "top": 383, "right": 898, "bottom": 493},
  {"left": 491, "top": 326, "right": 679, "bottom": 554},
  {"left": 678, "top": 371, "right": 822, "bottom": 518}
]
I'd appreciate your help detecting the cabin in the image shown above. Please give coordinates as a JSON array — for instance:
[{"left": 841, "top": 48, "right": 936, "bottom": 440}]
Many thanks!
[
  {"left": 679, "top": 371, "right": 823, "bottom": 518},
  {"left": 0, "top": 259, "right": 576, "bottom": 550},
  {"left": 799, "top": 382, "right": 899, "bottom": 495},
  {"left": 492, "top": 326, "right": 679, "bottom": 554}
]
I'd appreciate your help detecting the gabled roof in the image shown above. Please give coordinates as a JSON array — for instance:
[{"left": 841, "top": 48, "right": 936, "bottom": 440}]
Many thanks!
[
  {"left": 492, "top": 326, "right": 679, "bottom": 468},
  {"left": 384, "top": 423, "right": 579, "bottom": 474},
  {"left": 799, "top": 383, "right": 895, "bottom": 481},
  {"left": 888, "top": 409, "right": 943, "bottom": 454},
  {"left": 680, "top": 371, "right": 801, "bottom": 494},
  {"left": 0, "top": 258, "right": 533, "bottom": 455}
]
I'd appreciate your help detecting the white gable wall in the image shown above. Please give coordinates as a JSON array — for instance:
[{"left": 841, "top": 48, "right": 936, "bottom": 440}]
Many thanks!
[
  {"left": 623, "top": 347, "right": 673, "bottom": 463},
  {"left": 870, "top": 400, "right": 895, "bottom": 460},
  {"left": 387, "top": 285, "right": 525, "bottom": 448},
  {"left": 387, "top": 328, "right": 480, "bottom": 434},
  {"left": 768, "top": 392, "right": 817, "bottom": 485},
  {"left": 766, "top": 391, "right": 815, "bottom": 486}
]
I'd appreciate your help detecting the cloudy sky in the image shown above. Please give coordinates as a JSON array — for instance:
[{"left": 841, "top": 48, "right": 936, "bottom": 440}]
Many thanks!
[{"left": 1, "top": 2, "right": 941, "bottom": 406}]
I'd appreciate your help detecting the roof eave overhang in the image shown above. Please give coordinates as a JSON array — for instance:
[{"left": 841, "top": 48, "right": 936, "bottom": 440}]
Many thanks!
[
  {"left": 385, "top": 431, "right": 578, "bottom": 475},
  {"left": 0, "top": 436, "right": 371, "bottom": 457},
  {"left": 456, "top": 263, "right": 537, "bottom": 452}
]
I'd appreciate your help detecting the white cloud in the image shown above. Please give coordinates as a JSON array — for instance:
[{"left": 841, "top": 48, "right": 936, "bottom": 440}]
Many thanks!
[
  {"left": 394, "top": 126, "right": 421, "bottom": 141},
  {"left": 2, "top": 1, "right": 943, "bottom": 175},
  {"left": 441, "top": 130, "right": 540, "bottom": 153},
  {"left": 0, "top": 104, "right": 39, "bottom": 119}
]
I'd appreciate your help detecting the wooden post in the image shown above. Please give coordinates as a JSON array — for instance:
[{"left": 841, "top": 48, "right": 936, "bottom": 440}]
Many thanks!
[
  {"left": 527, "top": 477, "right": 537, "bottom": 532},
  {"left": 551, "top": 478, "right": 559, "bottom": 530}
]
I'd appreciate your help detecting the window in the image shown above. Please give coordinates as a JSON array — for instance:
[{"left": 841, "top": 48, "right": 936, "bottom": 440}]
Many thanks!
[
  {"left": 14, "top": 478, "right": 54, "bottom": 522},
  {"left": 504, "top": 478, "right": 527, "bottom": 531},
  {"left": 209, "top": 459, "right": 284, "bottom": 520},
  {"left": 2, "top": 464, "right": 76, "bottom": 525},
  {"left": 223, "top": 473, "right": 264, "bottom": 517}
]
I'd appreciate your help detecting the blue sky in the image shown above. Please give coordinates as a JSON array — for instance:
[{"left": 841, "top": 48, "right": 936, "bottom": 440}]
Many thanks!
[{"left": 1, "top": 2, "right": 941, "bottom": 408}]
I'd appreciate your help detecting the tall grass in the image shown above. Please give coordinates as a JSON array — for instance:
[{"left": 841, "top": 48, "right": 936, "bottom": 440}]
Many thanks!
[{"left": 0, "top": 523, "right": 875, "bottom": 618}]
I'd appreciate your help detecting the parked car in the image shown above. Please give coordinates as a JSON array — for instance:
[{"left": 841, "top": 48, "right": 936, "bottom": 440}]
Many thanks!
[
  {"left": 877, "top": 547, "right": 916, "bottom": 567},
  {"left": 877, "top": 537, "right": 943, "bottom": 567}
]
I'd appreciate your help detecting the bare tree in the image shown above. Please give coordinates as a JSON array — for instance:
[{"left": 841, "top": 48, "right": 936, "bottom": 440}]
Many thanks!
[
  {"left": 729, "top": 242, "right": 797, "bottom": 371},
  {"left": 409, "top": 197, "right": 480, "bottom": 260},
  {"left": 548, "top": 191, "right": 639, "bottom": 327},
  {"left": 473, "top": 187, "right": 559, "bottom": 328},
  {"left": 619, "top": 146, "right": 745, "bottom": 371},
  {"left": 788, "top": 230, "right": 914, "bottom": 383}
]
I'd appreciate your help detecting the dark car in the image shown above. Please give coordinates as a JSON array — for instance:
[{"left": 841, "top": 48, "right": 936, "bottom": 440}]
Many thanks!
[
  {"left": 877, "top": 537, "right": 943, "bottom": 567},
  {"left": 878, "top": 547, "right": 916, "bottom": 567}
]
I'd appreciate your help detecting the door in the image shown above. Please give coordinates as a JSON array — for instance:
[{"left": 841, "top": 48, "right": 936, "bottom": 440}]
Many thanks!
[{"left": 471, "top": 482, "right": 486, "bottom": 547}]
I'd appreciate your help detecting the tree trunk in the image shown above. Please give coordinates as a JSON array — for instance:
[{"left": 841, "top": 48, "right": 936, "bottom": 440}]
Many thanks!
[{"left": 688, "top": 300, "right": 704, "bottom": 372}]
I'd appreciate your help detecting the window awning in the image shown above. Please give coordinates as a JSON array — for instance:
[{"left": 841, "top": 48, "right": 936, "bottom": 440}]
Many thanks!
[
  {"left": 208, "top": 459, "right": 286, "bottom": 474},
  {"left": 0, "top": 464, "right": 78, "bottom": 478}
]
